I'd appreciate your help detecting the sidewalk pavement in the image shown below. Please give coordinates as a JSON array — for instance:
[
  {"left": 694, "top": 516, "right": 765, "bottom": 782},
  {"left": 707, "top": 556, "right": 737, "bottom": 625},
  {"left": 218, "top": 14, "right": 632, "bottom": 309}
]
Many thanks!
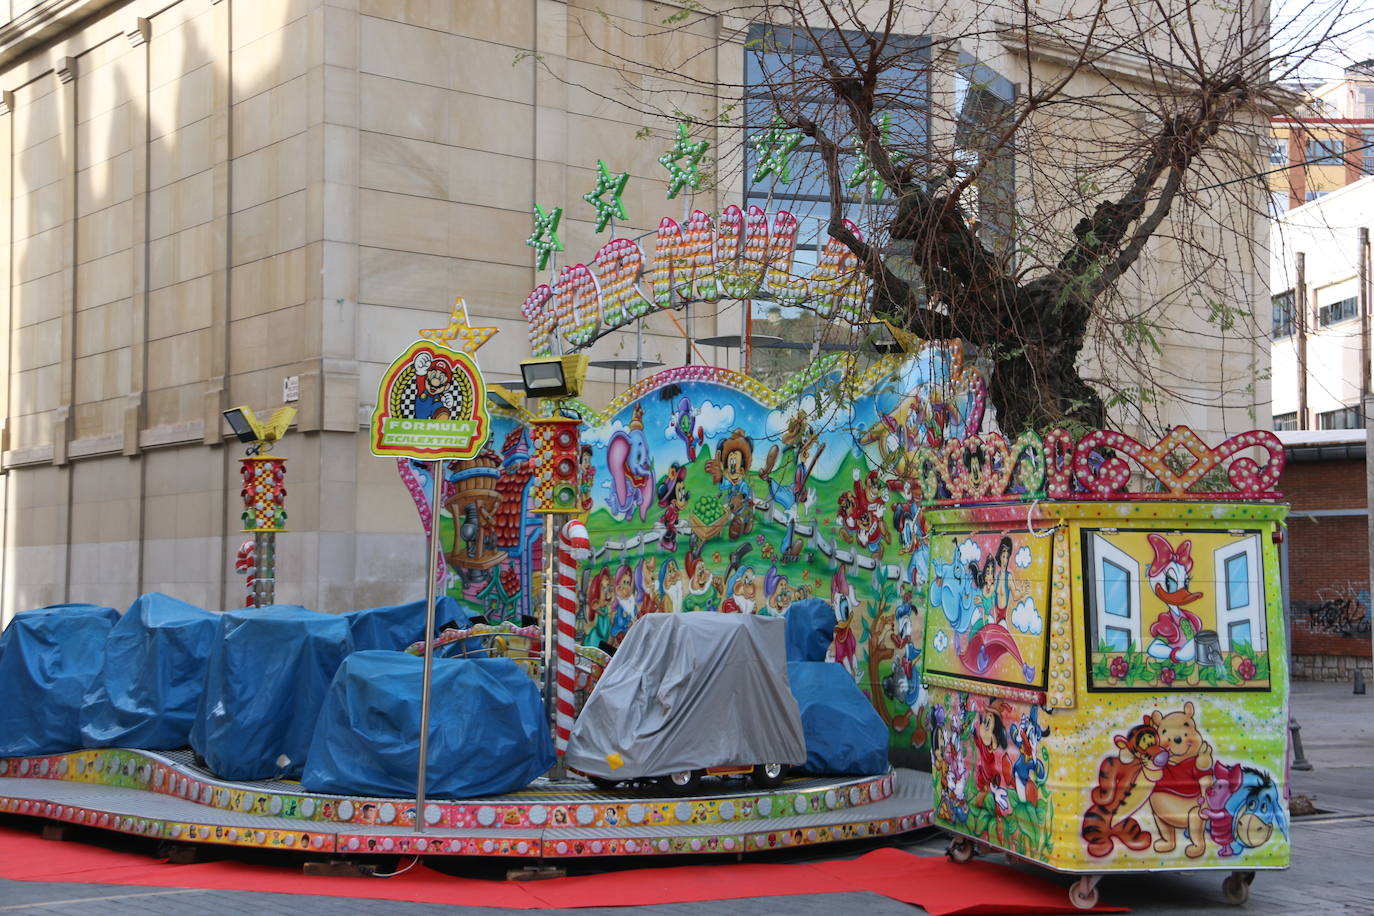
[{"left": 0, "top": 682, "right": 1369, "bottom": 915}]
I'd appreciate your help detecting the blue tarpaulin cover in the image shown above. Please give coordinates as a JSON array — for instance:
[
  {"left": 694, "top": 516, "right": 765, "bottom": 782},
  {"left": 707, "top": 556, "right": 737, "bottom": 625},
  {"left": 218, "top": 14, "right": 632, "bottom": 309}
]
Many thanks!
[
  {"left": 784, "top": 597, "right": 835, "bottom": 662},
  {"left": 344, "top": 595, "right": 471, "bottom": 652},
  {"left": 191, "top": 605, "right": 353, "bottom": 780},
  {"left": 80, "top": 593, "right": 218, "bottom": 750},
  {"left": 788, "top": 661, "right": 890, "bottom": 776},
  {"left": 0, "top": 603, "right": 120, "bottom": 756},
  {"left": 301, "top": 651, "right": 554, "bottom": 798}
]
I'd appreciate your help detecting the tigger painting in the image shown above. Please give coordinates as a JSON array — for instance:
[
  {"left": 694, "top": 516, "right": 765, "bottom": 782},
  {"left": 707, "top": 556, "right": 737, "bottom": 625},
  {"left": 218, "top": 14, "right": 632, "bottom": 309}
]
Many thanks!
[{"left": 1081, "top": 720, "right": 1168, "bottom": 857}]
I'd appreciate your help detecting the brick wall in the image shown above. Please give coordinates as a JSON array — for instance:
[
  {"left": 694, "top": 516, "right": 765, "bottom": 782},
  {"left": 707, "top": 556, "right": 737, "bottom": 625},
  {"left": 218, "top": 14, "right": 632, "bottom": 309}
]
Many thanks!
[
  {"left": 1280, "top": 457, "right": 1371, "bottom": 678},
  {"left": 1282, "top": 458, "right": 1366, "bottom": 511}
]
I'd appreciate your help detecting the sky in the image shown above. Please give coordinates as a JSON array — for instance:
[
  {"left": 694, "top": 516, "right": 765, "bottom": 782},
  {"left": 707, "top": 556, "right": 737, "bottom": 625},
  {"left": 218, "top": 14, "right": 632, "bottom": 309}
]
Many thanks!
[{"left": 1272, "top": 0, "right": 1374, "bottom": 82}]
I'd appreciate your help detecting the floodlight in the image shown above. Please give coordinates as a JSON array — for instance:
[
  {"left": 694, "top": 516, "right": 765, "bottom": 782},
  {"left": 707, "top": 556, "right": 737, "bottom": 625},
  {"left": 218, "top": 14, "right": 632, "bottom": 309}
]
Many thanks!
[
  {"left": 223, "top": 406, "right": 262, "bottom": 443},
  {"left": 519, "top": 355, "right": 588, "bottom": 399},
  {"left": 861, "top": 319, "right": 915, "bottom": 354},
  {"left": 222, "top": 405, "right": 296, "bottom": 446}
]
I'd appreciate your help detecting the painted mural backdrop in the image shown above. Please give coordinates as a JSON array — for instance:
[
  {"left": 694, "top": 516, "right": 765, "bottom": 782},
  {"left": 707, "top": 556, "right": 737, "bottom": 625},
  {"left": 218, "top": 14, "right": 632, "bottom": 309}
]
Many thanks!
[
  {"left": 925, "top": 530, "right": 1053, "bottom": 693},
  {"left": 1083, "top": 529, "right": 1271, "bottom": 692},
  {"left": 572, "top": 345, "right": 986, "bottom": 752},
  {"left": 396, "top": 409, "right": 543, "bottom": 626}
]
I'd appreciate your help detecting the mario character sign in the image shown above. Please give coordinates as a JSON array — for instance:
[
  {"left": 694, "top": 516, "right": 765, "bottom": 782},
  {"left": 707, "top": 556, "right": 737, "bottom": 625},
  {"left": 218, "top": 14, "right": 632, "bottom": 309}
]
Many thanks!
[{"left": 371, "top": 339, "right": 488, "bottom": 460}]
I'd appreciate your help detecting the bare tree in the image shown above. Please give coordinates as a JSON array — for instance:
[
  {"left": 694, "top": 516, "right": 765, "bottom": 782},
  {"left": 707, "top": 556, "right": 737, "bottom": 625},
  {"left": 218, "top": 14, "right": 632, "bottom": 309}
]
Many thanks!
[{"left": 558, "top": 0, "right": 1371, "bottom": 435}]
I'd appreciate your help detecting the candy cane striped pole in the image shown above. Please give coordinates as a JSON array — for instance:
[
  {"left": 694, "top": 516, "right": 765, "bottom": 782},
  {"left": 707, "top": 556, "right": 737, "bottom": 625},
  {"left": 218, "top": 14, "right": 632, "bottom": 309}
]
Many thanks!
[
  {"left": 555, "top": 519, "right": 590, "bottom": 756},
  {"left": 234, "top": 541, "right": 256, "bottom": 607}
]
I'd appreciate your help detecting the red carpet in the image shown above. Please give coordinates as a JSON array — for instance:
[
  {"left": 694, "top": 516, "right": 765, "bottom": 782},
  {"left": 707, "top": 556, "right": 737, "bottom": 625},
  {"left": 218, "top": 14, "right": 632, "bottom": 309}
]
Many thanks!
[{"left": 0, "top": 825, "right": 1124, "bottom": 914}]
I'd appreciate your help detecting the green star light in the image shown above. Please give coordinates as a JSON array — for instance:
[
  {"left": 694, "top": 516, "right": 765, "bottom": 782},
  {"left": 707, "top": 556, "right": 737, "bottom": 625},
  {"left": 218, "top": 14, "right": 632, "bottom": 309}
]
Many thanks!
[
  {"left": 582, "top": 159, "right": 629, "bottom": 233},
  {"left": 658, "top": 122, "right": 710, "bottom": 200},
  {"left": 847, "top": 113, "right": 893, "bottom": 201},
  {"left": 526, "top": 204, "right": 565, "bottom": 272},
  {"left": 750, "top": 115, "right": 804, "bottom": 185}
]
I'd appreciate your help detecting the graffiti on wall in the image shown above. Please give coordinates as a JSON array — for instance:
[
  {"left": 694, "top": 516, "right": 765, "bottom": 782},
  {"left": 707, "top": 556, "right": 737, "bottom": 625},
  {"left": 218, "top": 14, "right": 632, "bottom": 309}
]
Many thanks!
[{"left": 573, "top": 346, "right": 985, "bottom": 751}]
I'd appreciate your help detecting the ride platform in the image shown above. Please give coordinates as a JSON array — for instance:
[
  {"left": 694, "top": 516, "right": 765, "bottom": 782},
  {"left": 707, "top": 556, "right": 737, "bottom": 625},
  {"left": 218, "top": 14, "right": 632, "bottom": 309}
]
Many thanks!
[{"left": 0, "top": 748, "right": 932, "bottom": 859}]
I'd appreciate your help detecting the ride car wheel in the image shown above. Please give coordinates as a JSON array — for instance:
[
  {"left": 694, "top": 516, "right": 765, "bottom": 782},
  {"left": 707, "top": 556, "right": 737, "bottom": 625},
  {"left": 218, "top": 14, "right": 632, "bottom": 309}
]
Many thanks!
[
  {"left": 751, "top": 763, "right": 786, "bottom": 789},
  {"left": 662, "top": 769, "right": 702, "bottom": 795}
]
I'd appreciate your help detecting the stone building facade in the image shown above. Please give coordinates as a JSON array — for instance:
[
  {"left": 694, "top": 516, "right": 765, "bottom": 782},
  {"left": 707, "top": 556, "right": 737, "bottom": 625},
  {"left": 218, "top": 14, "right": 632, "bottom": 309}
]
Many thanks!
[{"left": 0, "top": 0, "right": 1271, "bottom": 622}]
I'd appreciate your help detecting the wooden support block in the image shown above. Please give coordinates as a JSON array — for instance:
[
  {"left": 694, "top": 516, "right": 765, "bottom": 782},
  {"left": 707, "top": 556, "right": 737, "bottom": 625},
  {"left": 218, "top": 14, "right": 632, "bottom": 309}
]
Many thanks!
[
  {"left": 42, "top": 823, "right": 73, "bottom": 842},
  {"left": 303, "top": 860, "right": 377, "bottom": 878},
  {"left": 506, "top": 865, "right": 566, "bottom": 881}
]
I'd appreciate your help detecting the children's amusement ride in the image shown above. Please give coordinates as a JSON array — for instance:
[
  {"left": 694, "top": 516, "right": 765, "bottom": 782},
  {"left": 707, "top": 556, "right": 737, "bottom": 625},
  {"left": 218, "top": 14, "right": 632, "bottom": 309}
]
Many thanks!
[{"left": 0, "top": 123, "right": 1291, "bottom": 909}]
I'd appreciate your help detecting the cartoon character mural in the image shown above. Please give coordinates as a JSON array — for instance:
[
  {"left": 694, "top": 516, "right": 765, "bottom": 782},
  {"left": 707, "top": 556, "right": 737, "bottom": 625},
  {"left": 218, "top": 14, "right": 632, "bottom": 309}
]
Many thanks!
[
  {"left": 1086, "top": 530, "right": 1271, "bottom": 691},
  {"left": 930, "top": 691, "right": 1053, "bottom": 857},
  {"left": 926, "top": 532, "right": 1049, "bottom": 690},
  {"left": 396, "top": 409, "right": 542, "bottom": 626},
  {"left": 1080, "top": 701, "right": 1287, "bottom": 863},
  {"left": 605, "top": 404, "right": 654, "bottom": 522},
  {"left": 927, "top": 499, "right": 1290, "bottom": 884},
  {"left": 575, "top": 348, "right": 985, "bottom": 751}
]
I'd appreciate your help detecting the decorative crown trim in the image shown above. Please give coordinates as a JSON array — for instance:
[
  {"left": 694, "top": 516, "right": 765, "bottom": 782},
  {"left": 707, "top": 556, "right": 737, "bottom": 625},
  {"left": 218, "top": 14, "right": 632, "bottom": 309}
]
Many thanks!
[{"left": 910, "top": 425, "right": 1285, "bottom": 505}]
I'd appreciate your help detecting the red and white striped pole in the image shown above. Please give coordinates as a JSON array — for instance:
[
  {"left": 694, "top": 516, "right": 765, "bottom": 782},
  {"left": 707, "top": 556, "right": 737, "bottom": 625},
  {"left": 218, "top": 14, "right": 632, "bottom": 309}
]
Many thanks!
[{"left": 555, "top": 519, "right": 590, "bottom": 756}]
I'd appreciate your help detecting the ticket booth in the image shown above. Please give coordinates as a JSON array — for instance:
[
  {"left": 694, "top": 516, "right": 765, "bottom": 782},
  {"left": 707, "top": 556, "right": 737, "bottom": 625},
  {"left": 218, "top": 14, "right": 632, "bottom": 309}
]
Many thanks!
[{"left": 922, "top": 433, "right": 1289, "bottom": 909}]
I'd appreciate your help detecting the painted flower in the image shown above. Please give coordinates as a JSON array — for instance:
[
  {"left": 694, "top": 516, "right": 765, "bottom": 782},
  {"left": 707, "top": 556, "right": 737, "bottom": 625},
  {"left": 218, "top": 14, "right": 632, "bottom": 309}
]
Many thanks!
[
  {"left": 1237, "top": 657, "right": 1257, "bottom": 680},
  {"left": 1109, "top": 656, "right": 1128, "bottom": 679},
  {"left": 756, "top": 533, "right": 766, "bottom": 545},
  {"left": 1159, "top": 666, "right": 1176, "bottom": 686},
  {"left": 933, "top": 629, "right": 950, "bottom": 653},
  {"left": 712, "top": 552, "right": 721, "bottom": 563}
]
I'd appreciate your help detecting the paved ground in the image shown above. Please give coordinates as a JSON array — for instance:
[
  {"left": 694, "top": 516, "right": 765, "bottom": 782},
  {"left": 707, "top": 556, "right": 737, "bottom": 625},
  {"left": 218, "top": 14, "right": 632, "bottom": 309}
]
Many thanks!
[{"left": 0, "top": 681, "right": 1370, "bottom": 914}]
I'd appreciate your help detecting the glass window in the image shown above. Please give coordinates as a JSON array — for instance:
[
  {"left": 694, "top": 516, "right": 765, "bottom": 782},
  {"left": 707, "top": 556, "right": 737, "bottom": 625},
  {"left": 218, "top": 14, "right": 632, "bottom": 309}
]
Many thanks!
[
  {"left": 1306, "top": 137, "right": 1345, "bottom": 164},
  {"left": 1272, "top": 411, "right": 1298, "bottom": 431},
  {"left": 1103, "top": 560, "right": 1131, "bottom": 617},
  {"left": 1305, "top": 189, "right": 1330, "bottom": 202},
  {"left": 1318, "top": 296, "right": 1357, "bottom": 326},
  {"left": 1318, "top": 405, "right": 1362, "bottom": 429},
  {"left": 743, "top": 24, "right": 931, "bottom": 228},
  {"left": 1364, "top": 128, "right": 1374, "bottom": 174},
  {"left": 1225, "top": 553, "right": 1249, "bottom": 609},
  {"left": 1271, "top": 289, "right": 1294, "bottom": 338},
  {"left": 1104, "top": 626, "right": 1131, "bottom": 652},
  {"left": 1269, "top": 137, "right": 1287, "bottom": 166},
  {"left": 1360, "top": 87, "right": 1374, "bottom": 119}
]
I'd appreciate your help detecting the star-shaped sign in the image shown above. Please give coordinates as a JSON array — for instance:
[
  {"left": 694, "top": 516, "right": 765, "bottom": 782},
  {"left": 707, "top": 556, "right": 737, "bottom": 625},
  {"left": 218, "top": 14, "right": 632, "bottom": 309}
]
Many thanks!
[
  {"left": 847, "top": 113, "right": 894, "bottom": 201},
  {"left": 582, "top": 159, "right": 629, "bottom": 233},
  {"left": 658, "top": 122, "right": 710, "bottom": 200},
  {"left": 750, "top": 115, "right": 803, "bottom": 185},
  {"left": 420, "top": 296, "right": 498, "bottom": 353},
  {"left": 526, "top": 204, "right": 564, "bottom": 271}
]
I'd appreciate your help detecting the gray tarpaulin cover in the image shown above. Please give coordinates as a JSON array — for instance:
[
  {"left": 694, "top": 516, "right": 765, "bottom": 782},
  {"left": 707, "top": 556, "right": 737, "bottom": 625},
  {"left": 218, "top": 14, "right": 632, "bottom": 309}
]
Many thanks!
[{"left": 565, "top": 613, "right": 806, "bottom": 779}]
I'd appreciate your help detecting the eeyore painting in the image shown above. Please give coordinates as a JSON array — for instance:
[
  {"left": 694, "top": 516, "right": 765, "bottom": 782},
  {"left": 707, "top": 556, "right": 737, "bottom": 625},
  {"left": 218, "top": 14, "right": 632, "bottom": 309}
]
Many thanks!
[{"left": 606, "top": 404, "right": 654, "bottom": 521}]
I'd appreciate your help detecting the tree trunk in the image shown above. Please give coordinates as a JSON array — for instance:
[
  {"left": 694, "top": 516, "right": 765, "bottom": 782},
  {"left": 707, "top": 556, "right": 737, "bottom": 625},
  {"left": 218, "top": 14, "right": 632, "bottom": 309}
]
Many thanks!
[{"left": 985, "top": 346, "right": 1107, "bottom": 435}]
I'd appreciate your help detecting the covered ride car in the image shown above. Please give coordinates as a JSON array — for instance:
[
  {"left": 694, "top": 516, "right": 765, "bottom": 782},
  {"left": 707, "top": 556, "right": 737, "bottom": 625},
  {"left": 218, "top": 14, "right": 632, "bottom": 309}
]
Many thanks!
[{"left": 565, "top": 612, "right": 806, "bottom": 793}]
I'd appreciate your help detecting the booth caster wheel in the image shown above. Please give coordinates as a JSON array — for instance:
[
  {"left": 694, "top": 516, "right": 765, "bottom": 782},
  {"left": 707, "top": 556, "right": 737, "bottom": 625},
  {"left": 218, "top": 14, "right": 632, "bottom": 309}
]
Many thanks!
[
  {"left": 1222, "top": 871, "right": 1254, "bottom": 905},
  {"left": 1069, "top": 876, "right": 1101, "bottom": 910},
  {"left": 946, "top": 837, "right": 976, "bottom": 863}
]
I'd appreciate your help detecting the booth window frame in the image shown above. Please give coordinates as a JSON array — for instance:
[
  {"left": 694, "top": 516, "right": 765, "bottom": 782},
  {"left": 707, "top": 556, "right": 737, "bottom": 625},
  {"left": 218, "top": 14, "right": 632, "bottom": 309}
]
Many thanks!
[{"left": 1080, "top": 527, "right": 1272, "bottom": 694}]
